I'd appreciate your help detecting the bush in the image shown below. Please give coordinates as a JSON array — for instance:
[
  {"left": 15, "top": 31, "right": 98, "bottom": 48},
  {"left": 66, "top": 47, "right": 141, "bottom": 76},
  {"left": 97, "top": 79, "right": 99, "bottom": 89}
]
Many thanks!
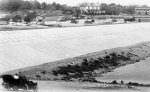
[
  {"left": 41, "top": 70, "right": 46, "bottom": 74},
  {"left": 52, "top": 52, "right": 130, "bottom": 81},
  {"left": 12, "top": 15, "right": 22, "bottom": 22},
  {"left": 24, "top": 12, "right": 37, "bottom": 23},
  {"left": 24, "top": 15, "right": 32, "bottom": 23},
  {"left": 111, "top": 80, "right": 118, "bottom": 84}
]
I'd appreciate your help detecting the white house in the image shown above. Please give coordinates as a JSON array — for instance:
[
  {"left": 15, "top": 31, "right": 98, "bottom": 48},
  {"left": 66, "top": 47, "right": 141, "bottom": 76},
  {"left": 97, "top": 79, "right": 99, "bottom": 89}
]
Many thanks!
[{"left": 79, "top": 2, "right": 101, "bottom": 15}]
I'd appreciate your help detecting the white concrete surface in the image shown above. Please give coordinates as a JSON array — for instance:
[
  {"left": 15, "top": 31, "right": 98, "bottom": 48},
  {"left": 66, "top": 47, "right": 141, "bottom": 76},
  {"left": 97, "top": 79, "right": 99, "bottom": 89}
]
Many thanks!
[{"left": 1, "top": 23, "right": 150, "bottom": 73}]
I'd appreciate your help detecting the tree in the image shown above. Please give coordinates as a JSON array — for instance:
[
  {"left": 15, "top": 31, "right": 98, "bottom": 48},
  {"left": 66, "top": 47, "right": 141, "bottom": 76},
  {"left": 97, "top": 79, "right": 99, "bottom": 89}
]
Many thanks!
[
  {"left": 108, "top": 3, "right": 118, "bottom": 15},
  {"left": 1, "top": 0, "right": 24, "bottom": 13},
  {"left": 126, "top": 6, "right": 135, "bottom": 14},
  {"left": 51, "top": 2, "right": 57, "bottom": 10},
  {"left": 55, "top": 4, "right": 63, "bottom": 10},
  {"left": 41, "top": 2, "right": 47, "bottom": 10},
  {"left": 24, "top": 12, "right": 37, "bottom": 23},
  {"left": 20, "top": 1, "right": 33, "bottom": 10},
  {"left": 24, "top": 15, "right": 32, "bottom": 23},
  {"left": 63, "top": 9, "right": 73, "bottom": 15},
  {"left": 121, "top": 80, "right": 124, "bottom": 84},
  {"left": 111, "top": 80, "right": 118, "bottom": 84},
  {"left": 12, "top": 15, "right": 22, "bottom": 23},
  {"left": 71, "top": 7, "right": 81, "bottom": 18},
  {"left": 31, "top": 0, "right": 41, "bottom": 9}
]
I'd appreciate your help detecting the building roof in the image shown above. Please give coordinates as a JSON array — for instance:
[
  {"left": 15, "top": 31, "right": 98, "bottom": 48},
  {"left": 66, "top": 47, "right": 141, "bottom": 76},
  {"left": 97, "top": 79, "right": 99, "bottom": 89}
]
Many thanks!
[
  {"left": 135, "top": 7, "right": 150, "bottom": 10},
  {"left": 0, "top": 18, "right": 9, "bottom": 21},
  {"left": 0, "top": 14, "right": 8, "bottom": 18}
]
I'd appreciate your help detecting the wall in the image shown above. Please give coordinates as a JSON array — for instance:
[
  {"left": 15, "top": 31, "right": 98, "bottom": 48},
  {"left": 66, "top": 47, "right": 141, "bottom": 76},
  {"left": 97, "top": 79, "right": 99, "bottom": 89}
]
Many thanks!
[{"left": 135, "top": 18, "right": 150, "bottom": 22}]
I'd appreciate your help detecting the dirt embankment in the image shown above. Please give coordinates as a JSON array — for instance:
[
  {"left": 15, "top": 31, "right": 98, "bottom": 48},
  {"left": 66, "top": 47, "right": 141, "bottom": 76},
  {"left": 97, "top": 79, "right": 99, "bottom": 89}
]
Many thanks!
[{"left": 4, "top": 42, "right": 150, "bottom": 81}]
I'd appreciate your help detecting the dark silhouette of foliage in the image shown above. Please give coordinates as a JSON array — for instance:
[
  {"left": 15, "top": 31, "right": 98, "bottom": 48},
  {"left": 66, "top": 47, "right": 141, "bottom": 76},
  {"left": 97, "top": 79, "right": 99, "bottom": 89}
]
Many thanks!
[
  {"left": 121, "top": 80, "right": 124, "bottom": 84},
  {"left": 12, "top": 15, "right": 22, "bottom": 22},
  {"left": 52, "top": 52, "right": 130, "bottom": 81},
  {"left": 111, "top": 80, "right": 118, "bottom": 84},
  {"left": 41, "top": 70, "right": 46, "bottom": 74},
  {"left": 36, "top": 75, "right": 41, "bottom": 78},
  {"left": 24, "top": 12, "right": 37, "bottom": 23},
  {"left": 24, "top": 15, "right": 32, "bottom": 23}
]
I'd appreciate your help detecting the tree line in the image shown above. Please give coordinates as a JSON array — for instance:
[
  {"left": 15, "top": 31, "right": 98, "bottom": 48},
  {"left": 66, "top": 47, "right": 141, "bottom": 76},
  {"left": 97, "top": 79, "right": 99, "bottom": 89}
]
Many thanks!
[
  {"left": 0, "top": 0, "right": 149, "bottom": 24},
  {"left": 52, "top": 52, "right": 130, "bottom": 81},
  {"left": 0, "top": 0, "right": 149, "bottom": 15},
  {"left": 0, "top": 0, "right": 80, "bottom": 15},
  {"left": 100, "top": 3, "right": 136, "bottom": 15},
  {"left": 0, "top": 0, "right": 81, "bottom": 24}
]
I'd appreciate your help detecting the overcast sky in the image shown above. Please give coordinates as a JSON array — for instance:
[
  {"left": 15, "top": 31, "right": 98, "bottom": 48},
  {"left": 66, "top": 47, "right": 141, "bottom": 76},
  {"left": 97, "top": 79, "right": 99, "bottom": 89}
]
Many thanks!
[
  {"left": 37, "top": 0, "right": 150, "bottom": 6},
  {"left": 0, "top": 0, "right": 149, "bottom": 6}
]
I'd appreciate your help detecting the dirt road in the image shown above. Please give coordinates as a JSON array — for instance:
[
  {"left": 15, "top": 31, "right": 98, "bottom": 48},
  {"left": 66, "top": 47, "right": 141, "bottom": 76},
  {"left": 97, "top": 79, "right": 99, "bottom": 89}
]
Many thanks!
[{"left": 0, "top": 78, "right": 149, "bottom": 92}]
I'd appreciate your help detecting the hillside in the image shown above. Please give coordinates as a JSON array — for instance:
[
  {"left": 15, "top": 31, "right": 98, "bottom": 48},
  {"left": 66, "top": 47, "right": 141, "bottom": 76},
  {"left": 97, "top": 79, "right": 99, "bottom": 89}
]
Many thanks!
[{"left": 4, "top": 41, "right": 150, "bottom": 82}]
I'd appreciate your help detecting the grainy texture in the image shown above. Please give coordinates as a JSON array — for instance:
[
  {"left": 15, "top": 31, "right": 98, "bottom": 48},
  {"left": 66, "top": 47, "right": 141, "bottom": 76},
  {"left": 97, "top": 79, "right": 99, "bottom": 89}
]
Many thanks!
[{"left": 5, "top": 42, "right": 150, "bottom": 81}]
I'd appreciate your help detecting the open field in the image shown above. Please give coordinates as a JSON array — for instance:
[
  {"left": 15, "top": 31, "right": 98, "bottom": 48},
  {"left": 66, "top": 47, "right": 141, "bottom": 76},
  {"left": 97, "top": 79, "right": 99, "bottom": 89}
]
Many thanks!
[{"left": 1, "top": 23, "right": 150, "bottom": 74}]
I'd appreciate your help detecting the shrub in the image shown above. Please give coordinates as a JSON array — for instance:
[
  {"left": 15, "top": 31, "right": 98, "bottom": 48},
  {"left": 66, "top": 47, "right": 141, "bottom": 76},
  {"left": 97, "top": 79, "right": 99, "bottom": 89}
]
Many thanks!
[
  {"left": 12, "top": 15, "right": 22, "bottom": 22},
  {"left": 41, "top": 70, "right": 46, "bottom": 74},
  {"left": 111, "top": 80, "right": 118, "bottom": 84},
  {"left": 24, "top": 15, "right": 32, "bottom": 23},
  {"left": 52, "top": 52, "right": 130, "bottom": 81}
]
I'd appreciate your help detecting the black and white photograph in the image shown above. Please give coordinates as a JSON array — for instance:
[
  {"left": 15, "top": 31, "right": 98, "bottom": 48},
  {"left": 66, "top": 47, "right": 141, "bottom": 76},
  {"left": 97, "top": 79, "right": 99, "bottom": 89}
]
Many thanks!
[{"left": 0, "top": 0, "right": 150, "bottom": 92}]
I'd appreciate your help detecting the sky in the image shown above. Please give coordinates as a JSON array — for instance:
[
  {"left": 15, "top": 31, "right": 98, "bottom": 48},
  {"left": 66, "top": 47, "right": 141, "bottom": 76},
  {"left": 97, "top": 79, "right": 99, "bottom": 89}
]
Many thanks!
[
  {"left": 36, "top": 0, "right": 150, "bottom": 6},
  {"left": 0, "top": 0, "right": 149, "bottom": 6}
]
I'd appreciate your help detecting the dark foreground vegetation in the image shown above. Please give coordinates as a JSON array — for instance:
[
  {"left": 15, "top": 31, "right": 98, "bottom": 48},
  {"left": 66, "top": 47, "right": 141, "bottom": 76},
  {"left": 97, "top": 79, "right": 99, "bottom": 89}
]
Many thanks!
[
  {"left": 52, "top": 52, "right": 130, "bottom": 81},
  {"left": 109, "top": 80, "right": 150, "bottom": 87}
]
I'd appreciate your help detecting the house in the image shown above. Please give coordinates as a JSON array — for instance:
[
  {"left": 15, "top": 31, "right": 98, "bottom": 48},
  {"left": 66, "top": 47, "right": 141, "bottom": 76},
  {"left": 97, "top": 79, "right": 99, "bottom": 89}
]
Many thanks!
[
  {"left": 135, "top": 7, "right": 150, "bottom": 22},
  {"left": 0, "top": 14, "right": 9, "bottom": 25},
  {"left": 79, "top": 2, "right": 101, "bottom": 15}
]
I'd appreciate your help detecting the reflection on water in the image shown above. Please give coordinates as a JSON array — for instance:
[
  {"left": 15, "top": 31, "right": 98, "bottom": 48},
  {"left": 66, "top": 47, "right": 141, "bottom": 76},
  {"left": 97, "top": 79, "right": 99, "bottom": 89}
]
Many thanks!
[{"left": 97, "top": 57, "right": 150, "bottom": 84}]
